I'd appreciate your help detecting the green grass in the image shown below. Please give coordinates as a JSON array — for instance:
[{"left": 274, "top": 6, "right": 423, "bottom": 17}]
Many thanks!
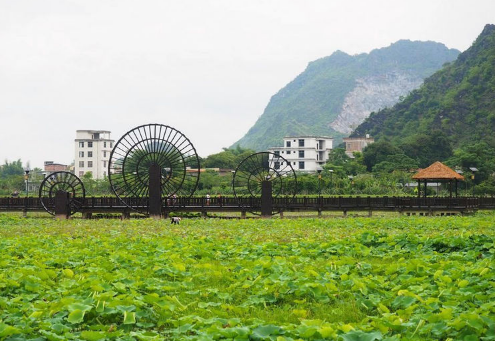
[{"left": 0, "top": 213, "right": 494, "bottom": 340}]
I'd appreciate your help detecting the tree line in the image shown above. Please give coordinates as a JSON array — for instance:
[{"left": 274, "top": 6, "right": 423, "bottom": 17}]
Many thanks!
[{"left": 2, "top": 140, "right": 494, "bottom": 197}]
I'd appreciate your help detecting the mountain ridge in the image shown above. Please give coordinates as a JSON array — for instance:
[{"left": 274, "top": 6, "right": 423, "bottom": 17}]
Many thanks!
[
  {"left": 232, "top": 40, "right": 459, "bottom": 150},
  {"left": 352, "top": 24, "right": 495, "bottom": 150}
]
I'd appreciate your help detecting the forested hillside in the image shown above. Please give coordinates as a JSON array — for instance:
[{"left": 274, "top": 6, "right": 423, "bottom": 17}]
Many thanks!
[
  {"left": 353, "top": 24, "right": 495, "bottom": 150},
  {"left": 232, "top": 40, "right": 459, "bottom": 151}
]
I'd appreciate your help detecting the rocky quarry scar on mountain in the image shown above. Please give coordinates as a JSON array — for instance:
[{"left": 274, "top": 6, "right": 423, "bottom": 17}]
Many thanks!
[
  {"left": 330, "top": 71, "right": 424, "bottom": 134},
  {"left": 232, "top": 39, "right": 460, "bottom": 151}
]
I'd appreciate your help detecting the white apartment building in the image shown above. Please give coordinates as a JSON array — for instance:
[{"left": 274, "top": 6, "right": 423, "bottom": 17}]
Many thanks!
[
  {"left": 74, "top": 130, "right": 114, "bottom": 179},
  {"left": 268, "top": 136, "right": 333, "bottom": 172}
]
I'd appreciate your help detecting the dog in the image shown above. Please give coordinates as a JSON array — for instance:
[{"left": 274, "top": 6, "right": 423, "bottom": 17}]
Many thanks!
[{"left": 170, "top": 217, "right": 181, "bottom": 225}]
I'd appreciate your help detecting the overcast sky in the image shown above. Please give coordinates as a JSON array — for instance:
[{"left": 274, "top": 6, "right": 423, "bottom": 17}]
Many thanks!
[{"left": 1, "top": 0, "right": 494, "bottom": 169}]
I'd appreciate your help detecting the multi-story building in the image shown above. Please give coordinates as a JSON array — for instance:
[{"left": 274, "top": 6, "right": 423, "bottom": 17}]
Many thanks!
[
  {"left": 343, "top": 135, "right": 374, "bottom": 157},
  {"left": 268, "top": 136, "right": 333, "bottom": 172},
  {"left": 74, "top": 130, "right": 114, "bottom": 179}
]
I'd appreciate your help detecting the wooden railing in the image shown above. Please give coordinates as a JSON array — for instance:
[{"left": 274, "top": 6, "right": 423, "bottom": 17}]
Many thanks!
[{"left": 0, "top": 196, "right": 489, "bottom": 214}]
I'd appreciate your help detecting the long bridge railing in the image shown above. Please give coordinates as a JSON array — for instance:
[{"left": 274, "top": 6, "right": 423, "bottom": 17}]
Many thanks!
[{"left": 0, "top": 196, "right": 492, "bottom": 217}]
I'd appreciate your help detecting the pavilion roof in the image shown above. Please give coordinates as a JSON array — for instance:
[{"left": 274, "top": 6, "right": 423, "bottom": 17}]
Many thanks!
[{"left": 412, "top": 161, "right": 464, "bottom": 180}]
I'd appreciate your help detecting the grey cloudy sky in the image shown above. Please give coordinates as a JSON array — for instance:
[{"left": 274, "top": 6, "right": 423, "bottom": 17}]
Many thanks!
[{"left": 1, "top": 0, "right": 494, "bottom": 169}]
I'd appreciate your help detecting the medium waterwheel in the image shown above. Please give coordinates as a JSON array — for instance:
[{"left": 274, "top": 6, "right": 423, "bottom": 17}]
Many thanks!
[
  {"left": 39, "top": 171, "right": 85, "bottom": 216},
  {"left": 232, "top": 152, "right": 297, "bottom": 216}
]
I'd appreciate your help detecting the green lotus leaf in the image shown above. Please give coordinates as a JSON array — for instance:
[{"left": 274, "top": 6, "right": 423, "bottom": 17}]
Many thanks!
[
  {"left": 123, "top": 311, "right": 136, "bottom": 324},
  {"left": 341, "top": 330, "right": 383, "bottom": 341},
  {"left": 0, "top": 323, "right": 21, "bottom": 337},
  {"left": 80, "top": 331, "right": 106, "bottom": 341},
  {"left": 68, "top": 303, "right": 93, "bottom": 312},
  {"left": 251, "top": 325, "right": 284, "bottom": 340},
  {"left": 67, "top": 309, "right": 85, "bottom": 324}
]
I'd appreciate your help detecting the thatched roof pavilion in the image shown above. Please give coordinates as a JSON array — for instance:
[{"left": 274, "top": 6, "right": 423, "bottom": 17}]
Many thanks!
[{"left": 412, "top": 161, "right": 464, "bottom": 197}]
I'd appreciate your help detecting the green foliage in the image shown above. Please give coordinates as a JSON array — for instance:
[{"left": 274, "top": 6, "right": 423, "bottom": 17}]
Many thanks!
[
  {"left": 0, "top": 159, "right": 24, "bottom": 178},
  {"left": 373, "top": 154, "right": 418, "bottom": 173},
  {"left": 477, "top": 175, "right": 495, "bottom": 195},
  {"left": 203, "top": 151, "right": 237, "bottom": 169},
  {"left": 326, "top": 148, "right": 350, "bottom": 166},
  {"left": 362, "top": 141, "right": 402, "bottom": 172},
  {"left": 446, "top": 142, "right": 495, "bottom": 182},
  {"left": 203, "top": 146, "right": 255, "bottom": 169},
  {"left": 233, "top": 41, "right": 459, "bottom": 151},
  {"left": 399, "top": 132, "right": 453, "bottom": 168},
  {"left": 197, "top": 169, "right": 232, "bottom": 194},
  {"left": 0, "top": 213, "right": 494, "bottom": 340},
  {"left": 80, "top": 173, "right": 113, "bottom": 196},
  {"left": 354, "top": 25, "right": 495, "bottom": 166},
  {"left": 197, "top": 146, "right": 257, "bottom": 194},
  {"left": 0, "top": 160, "right": 26, "bottom": 195}
]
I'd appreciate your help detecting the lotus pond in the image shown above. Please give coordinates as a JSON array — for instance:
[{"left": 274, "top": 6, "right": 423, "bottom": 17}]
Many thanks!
[{"left": 0, "top": 212, "right": 494, "bottom": 340}]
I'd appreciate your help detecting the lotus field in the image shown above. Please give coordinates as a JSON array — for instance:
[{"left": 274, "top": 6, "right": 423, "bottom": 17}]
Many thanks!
[{"left": 0, "top": 212, "right": 494, "bottom": 340}]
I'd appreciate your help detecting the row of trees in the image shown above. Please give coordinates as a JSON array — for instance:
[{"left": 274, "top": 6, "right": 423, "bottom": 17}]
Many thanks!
[
  {"left": 196, "top": 141, "right": 495, "bottom": 196},
  {"left": 2, "top": 140, "right": 494, "bottom": 197},
  {"left": 0, "top": 160, "right": 48, "bottom": 196},
  {"left": 361, "top": 139, "right": 495, "bottom": 189}
]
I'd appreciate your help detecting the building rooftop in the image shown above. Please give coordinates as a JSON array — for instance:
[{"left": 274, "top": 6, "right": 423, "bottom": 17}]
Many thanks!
[
  {"left": 412, "top": 161, "right": 465, "bottom": 180},
  {"left": 283, "top": 135, "right": 333, "bottom": 139},
  {"left": 76, "top": 129, "right": 111, "bottom": 133}
]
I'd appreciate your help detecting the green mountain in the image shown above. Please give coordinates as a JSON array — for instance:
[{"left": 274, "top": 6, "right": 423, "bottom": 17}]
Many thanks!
[
  {"left": 352, "top": 24, "right": 495, "bottom": 150},
  {"left": 232, "top": 40, "right": 459, "bottom": 151}
]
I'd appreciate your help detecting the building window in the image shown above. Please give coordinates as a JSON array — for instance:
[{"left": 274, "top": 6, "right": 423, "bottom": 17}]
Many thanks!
[
  {"left": 274, "top": 162, "right": 280, "bottom": 170},
  {"left": 92, "top": 133, "right": 100, "bottom": 139},
  {"left": 79, "top": 171, "right": 84, "bottom": 177},
  {"left": 88, "top": 161, "right": 93, "bottom": 168},
  {"left": 88, "top": 142, "right": 93, "bottom": 148},
  {"left": 274, "top": 150, "right": 280, "bottom": 156},
  {"left": 110, "top": 142, "right": 113, "bottom": 148},
  {"left": 103, "top": 161, "right": 107, "bottom": 168},
  {"left": 299, "top": 150, "right": 305, "bottom": 158},
  {"left": 299, "top": 161, "right": 305, "bottom": 169},
  {"left": 79, "top": 161, "right": 84, "bottom": 168},
  {"left": 79, "top": 151, "right": 84, "bottom": 158},
  {"left": 286, "top": 141, "right": 291, "bottom": 148},
  {"left": 103, "top": 151, "right": 107, "bottom": 158},
  {"left": 104, "top": 142, "right": 107, "bottom": 148},
  {"left": 287, "top": 151, "right": 291, "bottom": 154},
  {"left": 88, "top": 151, "right": 93, "bottom": 158},
  {"left": 103, "top": 171, "right": 107, "bottom": 177},
  {"left": 79, "top": 142, "right": 84, "bottom": 148},
  {"left": 298, "top": 139, "right": 305, "bottom": 147}
]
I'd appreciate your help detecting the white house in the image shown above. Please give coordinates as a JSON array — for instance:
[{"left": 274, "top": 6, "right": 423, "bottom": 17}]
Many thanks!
[
  {"left": 268, "top": 136, "right": 333, "bottom": 172},
  {"left": 74, "top": 130, "right": 114, "bottom": 179}
]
